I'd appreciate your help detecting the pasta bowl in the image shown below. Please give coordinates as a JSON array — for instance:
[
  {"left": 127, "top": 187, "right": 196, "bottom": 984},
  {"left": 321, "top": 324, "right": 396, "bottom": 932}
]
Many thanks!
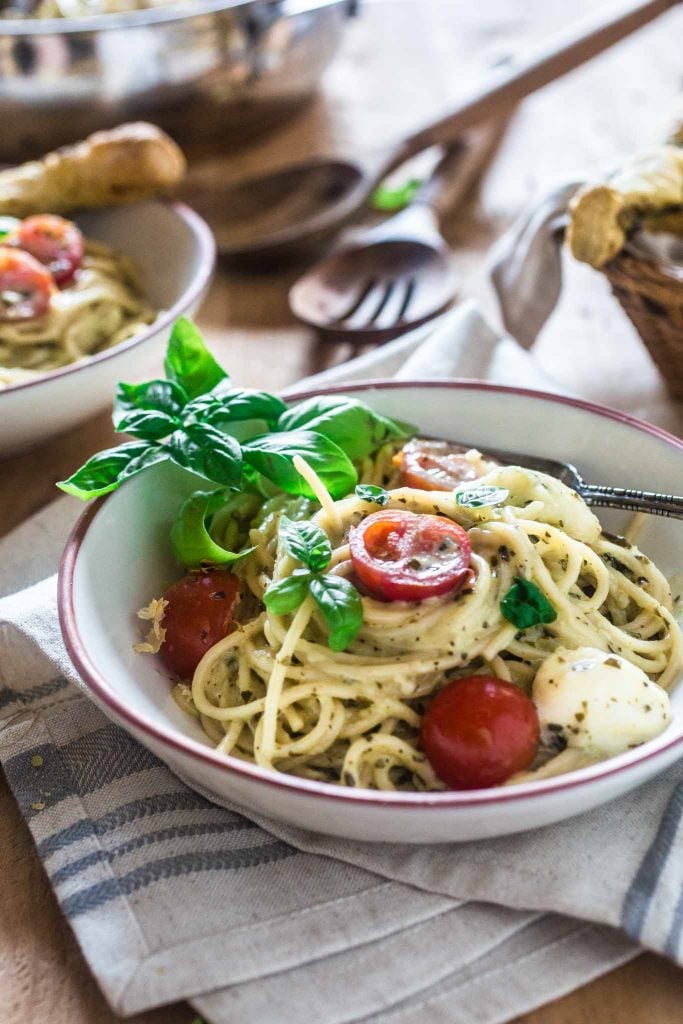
[
  {"left": 59, "top": 381, "right": 683, "bottom": 843},
  {"left": 0, "top": 200, "right": 215, "bottom": 456}
]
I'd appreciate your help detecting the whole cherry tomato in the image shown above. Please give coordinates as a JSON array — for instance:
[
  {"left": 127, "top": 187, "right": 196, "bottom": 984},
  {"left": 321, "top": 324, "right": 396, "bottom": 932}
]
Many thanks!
[
  {"left": 420, "top": 675, "right": 540, "bottom": 789},
  {"left": 160, "top": 569, "right": 240, "bottom": 679},
  {"left": 394, "top": 439, "right": 498, "bottom": 491},
  {"left": 0, "top": 246, "right": 56, "bottom": 321},
  {"left": 8, "top": 214, "right": 84, "bottom": 285},
  {"left": 349, "top": 509, "right": 471, "bottom": 602}
]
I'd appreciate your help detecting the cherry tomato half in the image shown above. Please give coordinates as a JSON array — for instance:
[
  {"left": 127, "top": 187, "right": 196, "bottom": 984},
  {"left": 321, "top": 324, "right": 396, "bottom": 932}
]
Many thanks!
[
  {"left": 349, "top": 509, "right": 471, "bottom": 602},
  {"left": 0, "top": 246, "right": 56, "bottom": 322},
  {"left": 394, "top": 439, "right": 498, "bottom": 491},
  {"left": 8, "top": 214, "right": 84, "bottom": 285},
  {"left": 420, "top": 675, "right": 539, "bottom": 789},
  {"left": 160, "top": 569, "right": 240, "bottom": 679}
]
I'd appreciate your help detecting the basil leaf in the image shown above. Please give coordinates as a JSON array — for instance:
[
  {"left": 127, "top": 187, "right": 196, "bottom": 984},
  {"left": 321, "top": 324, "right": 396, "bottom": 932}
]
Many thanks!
[
  {"left": 371, "top": 178, "right": 422, "bottom": 212},
  {"left": 501, "top": 577, "right": 557, "bottom": 630},
  {"left": 164, "top": 318, "right": 227, "bottom": 400},
  {"left": 309, "top": 575, "right": 363, "bottom": 652},
  {"left": 0, "top": 215, "right": 20, "bottom": 241},
  {"left": 278, "top": 514, "right": 331, "bottom": 571},
  {"left": 168, "top": 424, "right": 243, "bottom": 489},
  {"left": 263, "top": 569, "right": 312, "bottom": 615},
  {"left": 114, "top": 408, "right": 177, "bottom": 441},
  {"left": 454, "top": 485, "right": 509, "bottom": 509},
  {"left": 113, "top": 380, "right": 185, "bottom": 441},
  {"left": 171, "top": 490, "right": 253, "bottom": 568},
  {"left": 277, "top": 397, "right": 412, "bottom": 462},
  {"left": 355, "top": 484, "right": 390, "bottom": 506},
  {"left": 243, "top": 429, "right": 357, "bottom": 500},
  {"left": 114, "top": 379, "right": 187, "bottom": 421},
  {"left": 186, "top": 386, "right": 287, "bottom": 428},
  {"left": 57, "top": 441, "right": 167, "bottom": 500}
]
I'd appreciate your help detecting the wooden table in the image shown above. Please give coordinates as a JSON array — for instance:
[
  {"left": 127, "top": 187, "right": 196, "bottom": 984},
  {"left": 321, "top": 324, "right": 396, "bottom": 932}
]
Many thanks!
[{"left": 2, "top": 2, "right": 683, "bottom": 1022}]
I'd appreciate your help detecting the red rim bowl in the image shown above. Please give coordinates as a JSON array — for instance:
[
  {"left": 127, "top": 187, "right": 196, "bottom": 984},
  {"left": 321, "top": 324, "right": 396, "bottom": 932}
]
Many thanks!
[
  {"left": 0, "top": 201, "right": 216, "bottom": 400},
  {"left": 58, "top": 379, "right": 683, "bottom": 810}
]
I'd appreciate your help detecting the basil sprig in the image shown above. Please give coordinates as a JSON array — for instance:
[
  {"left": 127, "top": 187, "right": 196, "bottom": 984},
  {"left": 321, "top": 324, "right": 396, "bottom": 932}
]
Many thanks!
[
  {"left": 264, "top": 517, "right": 363, "bottom": 652},
  {"left": 58, "top": 318, "right": 408, "bottom": 504},
  {"left": 278, "top": 514, "right": 332, "bottom": 570},
  {"left": 501, "top": 577, "right": 557, "bottom": 630}
]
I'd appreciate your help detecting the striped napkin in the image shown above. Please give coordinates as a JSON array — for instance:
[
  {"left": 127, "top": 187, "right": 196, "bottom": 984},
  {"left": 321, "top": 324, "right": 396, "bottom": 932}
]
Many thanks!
[{"left": 1, "top": 303, "right": 681, "bottom": 1024}]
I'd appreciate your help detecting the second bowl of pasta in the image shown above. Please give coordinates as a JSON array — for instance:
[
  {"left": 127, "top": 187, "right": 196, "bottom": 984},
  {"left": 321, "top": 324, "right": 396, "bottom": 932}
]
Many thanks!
[{"left": 0, "top": 200, "right": 215, "bottom": 455}]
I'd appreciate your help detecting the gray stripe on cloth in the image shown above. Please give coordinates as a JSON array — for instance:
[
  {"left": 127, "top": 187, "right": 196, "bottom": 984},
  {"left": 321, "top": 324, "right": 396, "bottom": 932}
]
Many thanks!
[
  {"left": 4, "top": 727, "right": 161, "bottom": 819},
  {"left": 0, "top": 674, "right": 70, "bottom": 710},
  {"left": 51, "top": 820, "right": 264, "bottom": 885},
  {"left": 665, "top": 885, "right": 683, "bottom": 959},
  {"left": 620, "top": 779, "right": 683, "bottom": 940},
  {"left": 4, "top": 741, "right": 75, "bottom": 816},
  {"left": 4, "top": 725, "right": 161, "bottom": 819},
  {"left": 61, "top": 842, "right": 297, "bottom": 918},
  {"left": 50, "top": 724, "right": 161, "bottom": 790},
  {"left": 38, "top": 790, "right": 245, "bottom": 857}
]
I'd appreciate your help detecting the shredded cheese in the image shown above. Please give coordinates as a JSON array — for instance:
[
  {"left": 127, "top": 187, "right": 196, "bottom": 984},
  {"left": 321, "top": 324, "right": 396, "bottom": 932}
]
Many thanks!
[{"left": 134, "top": 596, "right": 168, "bottom": 654}]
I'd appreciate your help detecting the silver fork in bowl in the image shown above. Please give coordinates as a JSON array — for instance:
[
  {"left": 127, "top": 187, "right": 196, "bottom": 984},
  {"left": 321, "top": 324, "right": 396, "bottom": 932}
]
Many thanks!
[{"left": 468, "top": 445, "right": 683, "bottom": 520}]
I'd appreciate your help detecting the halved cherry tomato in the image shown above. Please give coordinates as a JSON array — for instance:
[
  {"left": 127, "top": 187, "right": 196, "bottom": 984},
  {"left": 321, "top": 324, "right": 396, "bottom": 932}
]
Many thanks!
[
  {"left": 349, "top": 509, "right": 471, "bottom": 602},
  {"left": 420, "top": 675, "right": 539, "bottom": 789},
  {"left": 160, "top": 569, "right": 240, "bottom": 679},
  {"left": 0, "top": 246, "right": 56, "bottom": 321},
  {"left": 394, "top": 439, "right": 498, "bottom": 491},
  {"left": 8, "top": 214, "right": 84, "bottom": 285}
]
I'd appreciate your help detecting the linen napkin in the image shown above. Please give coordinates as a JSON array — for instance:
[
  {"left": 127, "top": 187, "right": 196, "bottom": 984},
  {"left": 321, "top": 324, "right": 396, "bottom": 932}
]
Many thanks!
[
  {"left": 1, "top": 303, "right": 680, "bottom": 1024},
  {"left": 487, "top": 182, "right": 580, "bottom": 349}
]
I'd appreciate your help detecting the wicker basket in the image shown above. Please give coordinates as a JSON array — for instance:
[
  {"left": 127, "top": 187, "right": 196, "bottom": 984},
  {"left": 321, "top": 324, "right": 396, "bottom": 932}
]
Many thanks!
[{"left": 603, "top": 242, "right": 683, "bottom": 399}]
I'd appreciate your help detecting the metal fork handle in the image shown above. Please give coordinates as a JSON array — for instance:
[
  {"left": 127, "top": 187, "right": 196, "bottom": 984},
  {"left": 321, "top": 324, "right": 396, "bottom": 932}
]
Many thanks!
[{"left": 581, "top": 485, "right": 683, "bottom": 519}]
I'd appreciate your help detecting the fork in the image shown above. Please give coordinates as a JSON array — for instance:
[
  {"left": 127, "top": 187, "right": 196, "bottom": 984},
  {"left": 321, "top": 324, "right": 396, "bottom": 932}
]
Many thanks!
[
  {"left": 470, "top": 445, "right": 683, "bottom": 520},
  {"left": 288, "top": 128, "right": 505, "bottom": 342}
]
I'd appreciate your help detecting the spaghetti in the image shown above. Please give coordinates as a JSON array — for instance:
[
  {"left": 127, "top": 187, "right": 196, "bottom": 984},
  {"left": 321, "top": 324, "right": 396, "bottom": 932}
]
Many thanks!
[
  {"left": 0, "top": 238, "right": 156, "bottom": 387},
  {"left": 161, "top": 448, "right": 682, "bottom": 791}
]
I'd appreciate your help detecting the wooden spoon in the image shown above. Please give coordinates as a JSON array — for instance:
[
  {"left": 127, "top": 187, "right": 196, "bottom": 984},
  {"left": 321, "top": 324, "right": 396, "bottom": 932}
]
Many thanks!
[
  {"left": 289, "top": 126, "right": 502, "bottom": 341},
  {"left": 183, "top": 0, "right": 678, "bottom": 266}
]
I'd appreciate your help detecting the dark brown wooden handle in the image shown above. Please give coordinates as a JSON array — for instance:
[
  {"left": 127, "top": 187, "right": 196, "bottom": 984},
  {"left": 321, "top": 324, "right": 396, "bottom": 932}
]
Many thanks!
[{"left": 382, "top": 0, "right": 679, "bottom": 176}]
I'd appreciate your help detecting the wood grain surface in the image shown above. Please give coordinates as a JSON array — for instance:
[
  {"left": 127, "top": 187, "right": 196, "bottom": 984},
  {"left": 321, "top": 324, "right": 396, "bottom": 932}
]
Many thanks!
[{"left": 2, "top": 2, "right": 683, "bottom": 1022}]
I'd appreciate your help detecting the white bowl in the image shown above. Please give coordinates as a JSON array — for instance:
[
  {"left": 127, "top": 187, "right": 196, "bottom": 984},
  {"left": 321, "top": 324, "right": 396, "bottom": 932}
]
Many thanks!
[
  {"left": 58, "top": 381, "right": 683, "bottom": 843},
  {"left": 0, "top": 200, "right": 215, "bottom": 456}
]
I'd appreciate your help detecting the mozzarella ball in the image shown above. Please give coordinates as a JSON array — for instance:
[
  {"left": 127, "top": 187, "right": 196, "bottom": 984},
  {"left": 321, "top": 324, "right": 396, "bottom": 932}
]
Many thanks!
[{"left": 532, "top": 646, "right": 671, "bottom": 754}]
